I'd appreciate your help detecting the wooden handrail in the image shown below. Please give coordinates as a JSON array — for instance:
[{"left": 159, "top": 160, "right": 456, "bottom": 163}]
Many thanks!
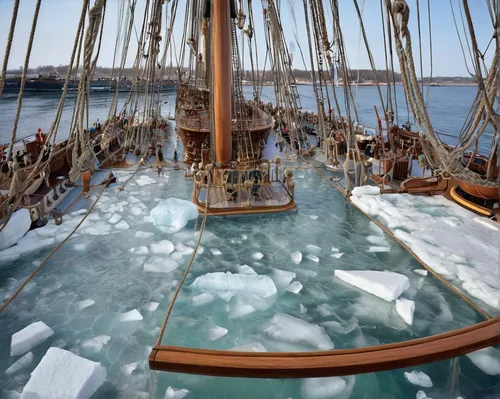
[{"left": 149, "top": 317, "right": 500, "bottom": 378}]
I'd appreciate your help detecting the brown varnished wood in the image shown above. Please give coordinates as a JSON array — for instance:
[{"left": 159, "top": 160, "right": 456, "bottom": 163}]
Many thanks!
[{"left": 149, "top": 317, "right": 500, "bottom": 378}]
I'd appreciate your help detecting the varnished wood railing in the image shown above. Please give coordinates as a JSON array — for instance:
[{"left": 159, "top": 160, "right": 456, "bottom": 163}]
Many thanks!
[{"left": 149, "top": 317, "right": 500, "bottom": 378}]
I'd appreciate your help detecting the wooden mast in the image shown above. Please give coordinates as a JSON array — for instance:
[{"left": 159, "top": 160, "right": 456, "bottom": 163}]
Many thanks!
[{"left": 212, "top": 0, "right": 232, "bottom": 163}]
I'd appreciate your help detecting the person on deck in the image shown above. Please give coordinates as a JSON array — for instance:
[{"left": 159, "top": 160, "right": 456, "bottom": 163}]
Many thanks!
[{"left": 173, "top": 148, "right": 178, "bottom": 161}]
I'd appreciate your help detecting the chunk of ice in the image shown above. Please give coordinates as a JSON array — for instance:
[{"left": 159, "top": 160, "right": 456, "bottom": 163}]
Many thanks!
[
  {"left": 366, "top": 246, "right": 391, "bottom": 253},
  {"left": 287, "top": 281, "right": 303, "bottom": 294},
  {"left": 144, "top": 302, "right": 160, "bottom": 312},
  {"left": 190, "top": 272, "right": 277, "bottom": 298},
  {"left": 334, "top": 270, "right": 409, "bottom": 301},
  {"left": 144, "top": 257, "right": 179, "bottom": 274},
  {"left": 135, "top": 231, "right": 154, "bottom": 239},
  {"left": 300, "top": 304, "right": 308, "bottom": 314},
  {"left": 414, "top": 269, "right": 428, "bottom": 276},
  {"left": 191, "top": 293, "right": 214, "bottom": 307},
  {"left": 75, "top": 299, "right": 95, "bottom": 311},
  {"left": 416, "top": 391, "right": 429, "bottom": 399},
  {"left": 118, "top": 309, "right": 143, "bottom": 322},
  {"left": 21, "top": 347, "right": 106, "bottom": 399},
  {"left": 404, "top": 370, "right": 433, "bottom": 387},
  {"left": 331, "top": 247, "right": 339, "bottom": 252},
  {"left": 230, "top": 342, "right": 267, "bottom": 352},
  {"left": 108, "top": 213, "right": 122, "bottom": 224},
  {"left": 121, "top": 362, "right": 139, "bottom": 376},
  {"left": 151, "top": 198, "right": 198, "bottom": 233},
  {"left": 0, "top": 209, "right": 31, "bottom": 251},
  {"left": 151, "top": 240, "right": 174, "bottom": 255},
  {"left": 210, "top": 248, "right": 222, "bottom": 256},
  {"left": 331, "top": 252, "right": 344, "bottom": 259},
  {"left": 396, "top": 298, "right": 415, "bottom": 325},
  {"left": 291, "top": 251, "right": 302, "bottom": 264},
  {"left": 351, "top": 185, "right": 380, "bottom": 196},
  {"left": 81, "top": 335, "right": 110, "bottom": 353},
  {"left": 322, "top": 317, "right": 358, "bottom": 335},
  {"left": 270, "top": 269, "right": 297, "bottom": 291},
  {"left": 114, "top": 221, "right": 130, "bottom": 230},
  {"left": 11, "top": 321, "right": 54, "bottom": 356},
  {"left": 306, "top": 254, "right": 319, "bottom": 262},
  {"left": 236, "top": 265, "right": 257, "bottom": 275},
  {"left": 241, "top": 234, "right": 248, "bottom": 240},
  {"left": 134, "top": 246, "right": 149, "bottom": 255},
  {"left": 208, "top": 325, "right": 228, "bottom": 341},
  {"left": 5, "top": 352, "right": 34, "bottom": 375},
  {"left": 309, "top": 215, "right": 318, "bottom": 220},
  {"left": 301, "top": 376, "right": 355, "bottom": 399},
  {"left": 252, "top": 252, "right": 264, "bottom": 260},
  {"left": 306, "top": 244, "right": 321, "bottom": 254},
  {"left": 130, "top": 207, "right": 142, "bottom": 216},
  {"left": 466, "top": 347, "right": 500, "bottom": 375},
  {"left": 165, "top": 387, "right": 190, "bottom": 399},
  {"left": 264, "top": 313, "right": 334, "bottom": 350},
  {"left": 229, "top": 300, "right": 256, "bottom": 319}
]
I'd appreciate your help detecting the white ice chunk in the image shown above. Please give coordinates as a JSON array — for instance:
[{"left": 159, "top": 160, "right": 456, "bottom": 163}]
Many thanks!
[
  {"left": 287, "top": 281, "right": 303, "bottom": 294},
  {"left": 144, "top": 302, "right": 160, "bottom": 312},
  {"left": 366, "top": 246, "right": 391, "bottom": 253},
  {"left": 322, "top": 317, "right": 358, "bottom": 335},
  {"left": 134, "top": 246, "right": 149, "bottom": 256},
  {"left": 291, "top": 251, "right": 302, "bottom": 264},
  {"left": 165, "top": 387, "right": 190, "bottom": 399},
  {"left": 301, "top": 376, "right": 355, "bottom": 399},
  {"left": 190, "top": 272, "right": 277, "bottom": 298},
  {"left": 75, "top": 299, "right": 95, "bottom": 311},
  {"left": 144, "top": 257, "right": 179, "bottom": 274},
  {"left": 0, "top": 209, "right": 31, "bottom": 251},
  {"left": 300, "top": 304, "right": 308, "bottom": 314},
  {"left": 21, "top": 347, "right": 106, "bottom": 399},
  {"left": 241, "top": 234, "right": 248, "bottom": 240},
  {"left": 306, "top": 244, "right": 321, "bottom": 254},
  {"left": 395, "top": 298, "right": 415, "bottom": 325},
  {"left": 413, "top": 269, "right": 428, "bottom": 276},
  {"left": 114, "top": 221, "right": 130, "bottom": 230},
  {"left": 306, "top": 254, "right": 319, "bottom": 262},
  {"left": 5, "top": 352, "right": 34, "bottom": 375},
  {"left": 130, "top": 207, "right": 142, "bottom": 216},
  {"left": 210, "top": 248, "right": 222, "bottom": 256},
  {"left": 229, "top": 300, "right": 256, "bottom": 319},
  {"left": 191, "top": 293, "right": 214, "bottom": 307},
  {"left": 81, "top": 335, "right": 110, "bottom": 353},
  {"left": 466, "top": 347, "right": 500, "bottom": 375},
  {"left": 264, "top": 313, "right": 334, "bottom": 350},
  {"left": 108, "top": 213, "right": 122, "bottom": 224},
  {"left": 404, "top": 370, "right": 433, "bottom": 388},
  {"left": 151, "top": 240, "right": 174, "bottom": 255},
  {"left": 11, "top": 321, "right": 54, "bottom": 356},
  {"left": 230, "top": 342, "right": 267, "bottom": 352},
  {"left": 331, "top": 247, "right": 339, "bottom": 252},
  {"left": 236, "top": 265, "right": 257, "bottom": 275},
  {"left": 121, "top": 362, "right": 139, "bottom": 376},
  {"left": 208, "top": 325, "right": 228, "bottom": 341},
  {"left": 309, "top": 215, "right": 318, "bottom": 220},
  {"left": 416, "top": 391, "right": 428, "bottom": 399},
  {"left": 135, "top": 231, "right": 154, "bottom": 239},
  {"left": 118, "top": 309, "right": 143, "bottom": 322},
  {"left": 351, "top": 185, "right": 380, "bottom": 196},
  {"left": 270, "top": 269, "right": 297, "bottom": 291},
  {"left": 151, "top": 198, "right": 198, "bottom": 233},
  {"left": 218, "top": 292, "right": 234, "bottom": 302},
  {"left": 252, "top": 252, "right": 264, "bottom": 260},
  {"left": 334, "top": 270, "right": 409, "bottom": 302},
  {"left": 331, "top": 252, "right": 344, "bottom": 259}
]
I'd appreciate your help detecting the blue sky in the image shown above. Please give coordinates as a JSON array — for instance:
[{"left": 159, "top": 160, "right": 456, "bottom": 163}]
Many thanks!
[{"left": 0, "top": 0, "right": 494, "bottom": 77}]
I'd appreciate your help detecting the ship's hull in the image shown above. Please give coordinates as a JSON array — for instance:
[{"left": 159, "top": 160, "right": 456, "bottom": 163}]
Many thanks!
[{"left": 456, "top": 179, "right": 499, "bottom": 200}]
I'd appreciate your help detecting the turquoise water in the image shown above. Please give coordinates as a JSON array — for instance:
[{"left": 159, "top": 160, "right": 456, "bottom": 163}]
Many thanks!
[{"left": 0, "top": 89, "right": 498, "bottom": 398}]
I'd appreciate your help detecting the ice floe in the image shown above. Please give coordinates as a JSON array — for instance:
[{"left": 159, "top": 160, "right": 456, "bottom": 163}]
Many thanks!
[
  {"left": 144, "top": 302, "right": 160, "bottom": 312},
  {"left": 165, "top": 386, "right": 190, "bottom": 399},
  {"left": 229, "top": 300, "right": 256, "bottom": 319},
  {"left": 11, "top": 321, "right": 54, "bottom": 356},
  {"left": 252, "top": 252, "right": 264, "bottom": 260},
  {"left": 334, "top": 270, "right": 409, "bottom": 302},
  {"left": 291, "top": 251, "right": 302, "bottom": 264},
  {"left": 190, "top": 272, "right": 277, "bottom": 298},
  {"left": 207, "top": 325, "right": 228, "bottom": 341},
  {"left": 5, "top": 352, "right": 33, "bottom": 375},
  {"left": 230, "top": 342, "right": 267, "bottom": 352},
  {"left": 306, "top": 254, "right": 319, "bottom": 262},
  {"left": 270, "top": 269, "right": 297, "bottom": 291},
  {"left": 75, "top": 299, "right": 95, "bottom": 311},
  {"left": 144, "top": 257, "right": 179, "bottom": 273},
  {"left": 81, "top": 335, "right": 111, "bottom": 353},
  {"left": 300, "top": 376, "right": 355, "bottom": 399},
  {"left": 404, "top": 370, "right": 433, "bottom": 387},
  {"left": 414, "top": 269, "right": 428, "bottom": 276},
  {"left": 0, "top": 209, "right": 32, "bottom": 251},
  {"left": 108, "top": 213, "right": 122, "bottom": 224},
  {"left": 118, "top": 309, "right": 143, "bottom": 322},
  {"left": 121, "top": 362, "right": 139, "bottom": 376},
  {"left": 466, "top": 347, "right": 500, "bottom": 375},
  {"left": 151, "top": 240, "right": 174, "bottom": 255},
  {"left": 151, "top": 198, "right": 198, "bottom": 233},
  {"left": 395, "top": 298, "right": 415, "bottom": 325},
  {"left": 287, "top": 281, "right": 303, "bottom": 294},
  {"left": 331, "top": 252, "right": 344, "bottom": 259},
  {"left": 191, "top": 293, "right": 214, "bottom": 307},
  {"left": 210, "top": 248, "right": 222, "bottom": 256},
  {"left": 236, "top": 265, "right": 257, "bottom": 275},
  {"left": 21, "top": 347, "right": 106, "bottom": 399}
]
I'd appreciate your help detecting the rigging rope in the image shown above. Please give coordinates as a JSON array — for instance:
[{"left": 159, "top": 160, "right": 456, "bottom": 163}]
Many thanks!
[{"left": 0, "top": 0, "right": 21, "bottom": 97}]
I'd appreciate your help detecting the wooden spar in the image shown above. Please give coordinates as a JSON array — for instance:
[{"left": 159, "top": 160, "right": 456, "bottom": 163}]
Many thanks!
[
  {"left": 212, "top": 0, "right": 232, "bottom": 163},
  {"left": 149, "top": 317, "right": 500, "bottom": 378}
]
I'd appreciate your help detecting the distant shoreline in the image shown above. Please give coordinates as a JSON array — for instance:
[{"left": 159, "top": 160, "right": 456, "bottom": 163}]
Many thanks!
[{"left": 242, "top": 82, "right": 477, "bottom": 87}]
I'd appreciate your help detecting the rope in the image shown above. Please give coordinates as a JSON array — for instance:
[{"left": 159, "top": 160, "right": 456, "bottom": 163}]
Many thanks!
[
  {"left": 155, "top": 181, "right": 211, "bottom": 346},
  {"left": 0, "top": 0, "right": 20, "bottom": 96}
]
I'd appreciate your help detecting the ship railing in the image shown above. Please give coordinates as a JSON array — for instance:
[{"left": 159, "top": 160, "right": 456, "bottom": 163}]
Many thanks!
[{"left": 176, "top": 114, "right": 273, "bottom": 132}]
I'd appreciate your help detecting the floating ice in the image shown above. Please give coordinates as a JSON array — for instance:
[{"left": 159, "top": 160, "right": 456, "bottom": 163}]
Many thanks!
[
  {"left": 208, "top": 325, "right": 228, "bottom": 341},
  {"left": 241, "top": 234, "right": 248, "bottom": 240},
  {"left": 151, "top": 240, "right": 174, "bottom": 255},
  {"left": 118, "top": 309, "right": 143, "bottom": 322},
  {"left": 252, "top": 252, "right": 264, "bottom": 260},
  {"left": 144, "top": 257, "right": 179, "bottom": 274},
  {"left": 81, "top": 335, "right": 110, "bottom": 353},
  {"left": 306, "top": 244, "right": 321, "bottom": 254},
  {"left": 134, "top": 246, "right": 149, "bottom": 256},
  {"left": 11, "top": 321, "right": 54, "bottom": 356},
  {"left": 416, "top": 391, "right": 430, "bottom": 399},
  {"left": 230, "top": 342, "right": 267, "bottom": 352},
  {"left": 309, "top": 215, "right": 318, "bottom": 220},
  {"left": 351, "top": 185, "right": 380, "bottom": 196},
  {"left": 0, "top": 209, "right": 31, "bottom": 251},
  {"left": 165, "top": 386, "right": 190, "bottom": 399},
  {"left": 144, "top": 302, "right": 160, "bottom": 312},
  {"left": 291, "top": 251, "right": 302, "bottom": 264},
  {"left": 210, "top": 248, "right": 222, "bottom": 256},
  {"left": 236, "top": 265, "right": 257, "bottom": 275},
  {"left": 306, "top": 254, "right": 319, "bottom": 262},
  {"left": 5, "top": 352, "right": 34, "bottom": 375},
  {"left": 121, "top": 362, "right": 139, "bottom": 376},
  {"left": 264, "top": 313, "right": 334, "bottom": 350},
  {"left": 229, "top": 300, "right": 256, "bottom": 319},
  {"left": 466, "top": 347, "right": 500, "bottom": 375},
  {"left": 191, "top": 293, "right": 214, "bottom": 307},
  {"left": 130, "top": 207, "right": 142, "bottom": 216},
  {"left": 218, "top": 292, "right": 234, "bottom": 302},
  {"left": 114, "top": 221, "right": 130, "bottom": 230},
  {"left": 366, "top": 246, "right": 391, "bottom": 253},
  {"left": 21, "top": 347, "right": 106, "bottom": 399},
  {"left": 270, "top": 269, "right": 297, "bottom": 291},
  {"left": 190, "top": 272, "right": 277, "bottom": 298},
  {"left": 287, "top": 281, "right": 303, "bottom": 294},
  {"left": 175, "top": 243, "right": 194, "bottom": 255},
  {"left": 135, "top": 231, "right": 154, "bottom": 239},
  {"left": 108, "top": 213, "right": 122, "bottom": 224},
  {"left": 300, "top": 304, "right": 308, "bottom": 314},
  {"left": 75, "top": 299, "right": 95, "bottom": 311},
  {"left": 395, "top": 298, "right": 415, "bottom": 325},
  {"left": 331, "top": 252, "right": 344, "bottom": 259},
  {"left": 331, "top": 247, "right": 339, "bottom": 252},
  {"left": 414, "top": 269, "right": 428, "bottom": 276},
  {"left": 334, "top": 270, "right": 409, "bottom": 302},
  {"left": 404, "top": 370, "right": 433, "bottom": 388},
  {"left": 322, "top": 317, "right": 358, "bottom": 335},
  {"left": 301, "top": 376, "right": 355, "bottom": 399},
  {"left": 151, "top": 198, "right": 198, "bottom": 233},
  {"left": 135, "top": 175, "right": 157, "bottom": 186}
]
